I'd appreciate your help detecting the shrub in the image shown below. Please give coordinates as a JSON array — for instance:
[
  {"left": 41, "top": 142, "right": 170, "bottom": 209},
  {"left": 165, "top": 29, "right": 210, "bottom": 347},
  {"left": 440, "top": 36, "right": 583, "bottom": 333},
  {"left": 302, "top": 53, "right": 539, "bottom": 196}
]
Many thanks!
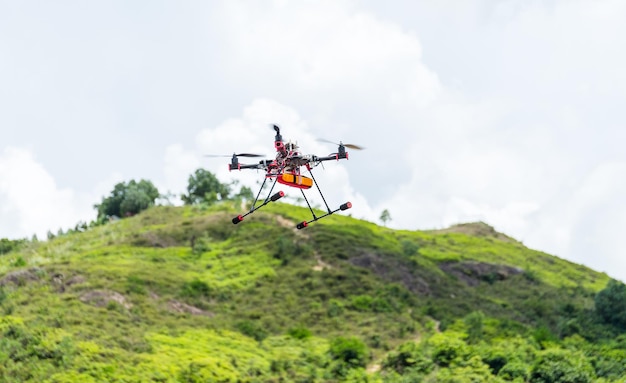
[
  {"left": 351, "top": 295, "right": 373, "bottom": 311},
  {"left": 464, "top": 311, "right": 485, "bottom": 344},
  {"left": 383, "top": 341, "right": 432, "bottom": 374},
  {"left": 428, "top": 332, "right": 469, "bottom": 367},
  {"left": 0, "top": 238, "right": 25, "bottom": 255},
  {"left": 191, "top": 235, "right": 211, "bottom": 255},
  {"left": 436, "top": 356, "right": 496, "bottom": 383},
  {"left": 533, "top": 325, "right": 557, "bottom": 345},
  {"left": 274, "top": 236, "right": 296, "bottom": 265},
  {"left": 530, "top": 348, "right": 594, "bottom": 383},
  {"left": 12, "top": 256, "right": 27, "bottom": 267},
  {"left": 126, "top": 275, "right": 147, "bottom": 295},
  {"left": 592, "top": 349, "right": 626, "bottom": 380},
  {"left": 498, "top": 360, "right": 529, "bottom": 381},
  {"left": 288, "top": 326, "right": 312, "bottom": 340},
  {"left": 327, "top": 299, "right": 344, "bottom": 317},
  {"left": 401, "top": 240, "right": 420, "bottom": 256},
  {"left": 235, "top": 320, "right": 268, "bottom": 342},
  {"left": 595, "top": 279, "right": 626, "bottom": 329},
  {"left": 329, "top": 336, "right": 369, "bottom": 368},
  {"left": 181, "top": 279, "right": 211, "bottom": 299},
  {"left": 523, "top": 269, "right": 540, "bottom": 283}
]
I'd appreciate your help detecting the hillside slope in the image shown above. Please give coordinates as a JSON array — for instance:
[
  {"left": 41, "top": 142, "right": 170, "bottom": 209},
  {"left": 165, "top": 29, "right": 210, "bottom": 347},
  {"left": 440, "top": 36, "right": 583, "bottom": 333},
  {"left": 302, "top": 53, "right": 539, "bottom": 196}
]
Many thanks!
[{"left": 0, "top": 202, "right": 624, "bottom": 382}]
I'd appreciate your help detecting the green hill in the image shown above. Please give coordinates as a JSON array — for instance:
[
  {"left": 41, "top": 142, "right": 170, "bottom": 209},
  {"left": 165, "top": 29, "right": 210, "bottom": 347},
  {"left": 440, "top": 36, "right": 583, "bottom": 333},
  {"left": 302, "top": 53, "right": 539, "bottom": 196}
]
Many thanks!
[{"left": 1, "top": 202, "right": 625, "bottom": 382}]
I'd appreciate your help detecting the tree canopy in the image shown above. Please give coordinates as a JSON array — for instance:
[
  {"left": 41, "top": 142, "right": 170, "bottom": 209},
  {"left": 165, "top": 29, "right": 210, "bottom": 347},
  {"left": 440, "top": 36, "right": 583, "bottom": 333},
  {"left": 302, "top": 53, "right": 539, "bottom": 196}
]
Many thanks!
[
  {"left": 181, "top": 169, "right": 231, "bottom": 205},
  {"left": 95, "top": 179, "right": 159, "bottom": 220},
  {"left": 0, "top": 238, "right": 25, "bottom": 255},
  {"left": 380, "top": 209, "right": 392, "bottom": 226},
  {"left": 595, "top": 279, "right": 626, "bottom": 330}
]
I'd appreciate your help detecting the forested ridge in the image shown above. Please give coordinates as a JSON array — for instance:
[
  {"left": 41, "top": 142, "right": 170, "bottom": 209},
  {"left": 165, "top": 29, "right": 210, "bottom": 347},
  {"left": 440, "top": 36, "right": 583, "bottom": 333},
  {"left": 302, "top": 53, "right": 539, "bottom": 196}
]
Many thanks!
[{"left": 1, "top": 171, "right": 625, "bottom": 382}]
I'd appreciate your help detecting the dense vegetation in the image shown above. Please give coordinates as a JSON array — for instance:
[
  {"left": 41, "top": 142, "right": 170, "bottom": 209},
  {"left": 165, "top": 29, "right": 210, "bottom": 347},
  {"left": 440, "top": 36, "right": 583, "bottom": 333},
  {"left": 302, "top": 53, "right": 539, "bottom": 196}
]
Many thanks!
[{"left": 1, "top": 173, "right": 625, "bottom": 382}]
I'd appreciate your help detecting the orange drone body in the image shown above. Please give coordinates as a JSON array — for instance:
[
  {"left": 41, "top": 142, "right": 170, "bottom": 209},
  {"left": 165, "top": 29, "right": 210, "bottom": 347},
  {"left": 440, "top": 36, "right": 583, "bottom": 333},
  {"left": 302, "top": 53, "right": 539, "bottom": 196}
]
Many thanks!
[{"left": 277, "top": 173, "right": 313, "bottom": 189}]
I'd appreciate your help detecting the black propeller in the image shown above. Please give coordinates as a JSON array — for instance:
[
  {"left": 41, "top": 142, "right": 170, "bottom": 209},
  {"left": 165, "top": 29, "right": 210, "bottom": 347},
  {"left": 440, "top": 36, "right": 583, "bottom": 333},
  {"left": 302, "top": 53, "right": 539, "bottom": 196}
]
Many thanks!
[
  {"left": 204, "top": 153, "right": 265, "bottom": 158},
  {"left": 317, "top": 138, "right": 365, "bottom": 150}
]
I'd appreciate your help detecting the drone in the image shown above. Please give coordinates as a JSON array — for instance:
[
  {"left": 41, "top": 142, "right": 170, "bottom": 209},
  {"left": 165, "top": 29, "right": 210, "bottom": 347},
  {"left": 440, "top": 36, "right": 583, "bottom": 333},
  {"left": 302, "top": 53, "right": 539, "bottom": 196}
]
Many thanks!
[{"left": 206, "top": 125, "right": 363, "bottom": 229}]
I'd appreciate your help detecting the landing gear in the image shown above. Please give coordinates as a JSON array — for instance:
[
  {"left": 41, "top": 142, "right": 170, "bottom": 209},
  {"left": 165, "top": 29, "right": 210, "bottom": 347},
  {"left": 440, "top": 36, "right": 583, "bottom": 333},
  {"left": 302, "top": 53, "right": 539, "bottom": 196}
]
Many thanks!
[
  {"left": 295, "top": 167, "right": 352, "bottom": 229},
  {"left": 231, "top": 178, "right": 284, "bottom": 224},
  {"left": 296, "top": 221, "right": 308, "bottom": 230},
  {"left": 231, "top": 167, "right": 352, "bottom": 229}
]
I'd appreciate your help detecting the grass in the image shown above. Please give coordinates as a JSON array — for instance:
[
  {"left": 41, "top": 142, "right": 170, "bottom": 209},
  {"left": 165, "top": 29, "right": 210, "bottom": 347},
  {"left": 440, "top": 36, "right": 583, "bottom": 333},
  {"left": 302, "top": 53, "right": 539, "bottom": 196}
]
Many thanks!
[{"left": 0, "top": 202, "right": 619, "bottom": 382}]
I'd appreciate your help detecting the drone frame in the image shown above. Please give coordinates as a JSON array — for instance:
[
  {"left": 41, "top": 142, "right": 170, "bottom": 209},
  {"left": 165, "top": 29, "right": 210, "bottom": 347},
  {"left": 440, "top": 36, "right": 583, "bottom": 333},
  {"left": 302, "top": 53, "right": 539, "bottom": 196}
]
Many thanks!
[
  {"left": 227, "top": 124, "right": 354, "bottom": 229},
  {"left": 231, "top": 162, "right": 351, "bottom": 229}
]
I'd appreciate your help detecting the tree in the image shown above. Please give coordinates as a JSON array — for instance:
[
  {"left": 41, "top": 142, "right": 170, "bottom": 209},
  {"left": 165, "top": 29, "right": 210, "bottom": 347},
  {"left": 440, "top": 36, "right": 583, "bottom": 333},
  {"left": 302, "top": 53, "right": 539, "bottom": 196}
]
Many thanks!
[
  {"left": 181, "top": 169, "right": 230, "bottom": 205},
  {"left": 329, "top": 336, "right": 369, "bottom": 368},
  {"left": 383, "top": 341, "right": 432, "bottom": 375},
  {"left": 595, "top": 279, "right": 626, "bottom": 329},
  {"left": 0, "top": 238, "right": 25, "bottom": 255},
  {"left": 464, "top": 310, "right": 485, "bottom": 344},
  {"left": 428, "top": 332, "right": 469, "bottom": 367},
  {"left": 530, "top": 348, "right": 594, "bottom": 383},
  {"left": 380, "top": 209, "right": 392, "bottom": 226},
  {"left": 95, "top": 179, "right": 160, "bottom": 220},
  {"left": 235, "top": 185, "right": 254, "bottom": 201},
  {"left": 120, "top": 185, "right": 153, "bottom": 216}
]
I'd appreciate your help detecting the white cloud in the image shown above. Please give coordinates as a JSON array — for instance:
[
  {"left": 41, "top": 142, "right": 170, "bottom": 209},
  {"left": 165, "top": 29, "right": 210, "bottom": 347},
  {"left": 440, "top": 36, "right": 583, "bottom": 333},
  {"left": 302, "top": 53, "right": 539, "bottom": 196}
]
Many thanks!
[
  {"left": 162, "top": 143, "right": 201, "bottom": 198},
  {"left": 0, "top": 147, "right": 96, "bottom": 239},
  {"left": 211, "top": 0, "right": 442, "bottom": 141},
  {"left": 527, "top": 162, "right": 626, "bottom": 271}
]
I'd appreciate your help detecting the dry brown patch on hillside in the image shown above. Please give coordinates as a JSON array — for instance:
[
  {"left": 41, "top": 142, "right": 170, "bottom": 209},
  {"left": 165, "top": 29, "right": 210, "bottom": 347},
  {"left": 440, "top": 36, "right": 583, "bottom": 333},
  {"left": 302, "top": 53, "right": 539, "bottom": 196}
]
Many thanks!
[
  {"left": 168, "top": 300, "right": 214, "bottom": 317},
  {"left": 431, "top": 221, "right": 517, "bottom": 243},
  {"left": 80, "top": 290, "right": 132, "bottom": 309},
  {"left": 0, "top": 268, "right": 43, "bottom": 286}
]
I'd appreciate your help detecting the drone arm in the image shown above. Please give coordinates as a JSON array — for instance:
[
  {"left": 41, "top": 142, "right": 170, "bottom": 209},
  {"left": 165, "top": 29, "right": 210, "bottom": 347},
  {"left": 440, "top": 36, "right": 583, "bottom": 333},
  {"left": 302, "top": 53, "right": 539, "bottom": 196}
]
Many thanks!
[
  {"left": 232, "top": 177, "right": 284, "bottom": 224},
  {"left": 230, "top": 159, "right": 272, "bottom": 171},
  {"left": 314, "top": 152, "right": 348, "bottom": 162},
  {"left": 239, "top": 163, "right": 264, "bottom": 170},
  {"left": 229, "top": 163, "right": 262, "bottom": 171}
]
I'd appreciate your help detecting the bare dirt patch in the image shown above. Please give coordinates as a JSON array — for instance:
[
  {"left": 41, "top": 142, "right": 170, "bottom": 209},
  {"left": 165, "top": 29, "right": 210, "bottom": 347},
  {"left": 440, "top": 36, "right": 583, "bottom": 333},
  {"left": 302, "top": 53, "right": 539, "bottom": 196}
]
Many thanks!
[
  {"left": 431, "top": 221, "right": 517, "bottom": 243},
  {"left": 80, "top": 290, "right": 132, "bottom": 309},
  {"left": 65, "top": 275, "right": 86, "bottom": 286},
  {"left": 168, "top": 300, "right": 214, "bottom": 317},
  {"left": 312, "top": 254, "right": 332, "bottom": 271},
  {"left": 366, "top": 363, "right": 381, "bottom": 374},
  {"left": 275, "top": 215, "right": 295, "bottom": 229},
  {"left": 275, "top": 215, "right": 309, "bottom": 238},
  {"left": 50, "top": 273, "right": 86, "bottom": 292},
  {"left": 131, "top": 231, "right": 179, "bottom": 248},
  {"left": 0, "top": 267, "right": 43, "bottom": 286},
  {"left": 439, "top": 261, "right": 523, "bottom": 286}
]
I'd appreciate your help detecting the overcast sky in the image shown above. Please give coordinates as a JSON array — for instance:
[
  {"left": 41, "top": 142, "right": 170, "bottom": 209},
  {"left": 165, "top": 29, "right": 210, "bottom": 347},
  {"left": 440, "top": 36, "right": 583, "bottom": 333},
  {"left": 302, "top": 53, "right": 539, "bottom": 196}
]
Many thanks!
[{"left": 1, "top": 1, "right": 625, "bottom": 281}]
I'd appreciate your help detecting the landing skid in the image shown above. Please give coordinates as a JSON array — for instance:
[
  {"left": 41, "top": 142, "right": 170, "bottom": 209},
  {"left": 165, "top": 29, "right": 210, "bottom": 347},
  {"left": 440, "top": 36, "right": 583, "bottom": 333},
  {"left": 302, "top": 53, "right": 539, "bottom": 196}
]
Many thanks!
[
  {"left": 231, "top": 168, "right": 351, "bottom": 229},
  {"left": 231, "top": 177, "right": 284, "bottom": 224}
]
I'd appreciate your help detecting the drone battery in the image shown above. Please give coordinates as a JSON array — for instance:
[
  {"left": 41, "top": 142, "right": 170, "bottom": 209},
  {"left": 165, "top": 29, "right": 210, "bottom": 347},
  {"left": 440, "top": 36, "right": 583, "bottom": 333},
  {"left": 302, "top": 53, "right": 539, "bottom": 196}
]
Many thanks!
[{"left": 278, "top": 173, "right": 313, "bottom": 189}]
